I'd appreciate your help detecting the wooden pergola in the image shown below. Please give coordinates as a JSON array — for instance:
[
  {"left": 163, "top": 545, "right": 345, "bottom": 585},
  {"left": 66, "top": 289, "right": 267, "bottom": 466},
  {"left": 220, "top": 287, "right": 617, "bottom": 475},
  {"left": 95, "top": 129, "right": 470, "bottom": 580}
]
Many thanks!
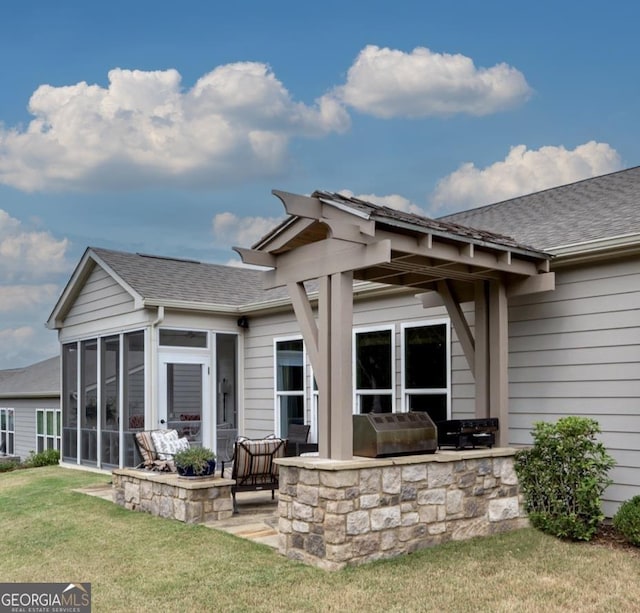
[{"left": 235, "top": 190, "right": 554, "bottom": 460}]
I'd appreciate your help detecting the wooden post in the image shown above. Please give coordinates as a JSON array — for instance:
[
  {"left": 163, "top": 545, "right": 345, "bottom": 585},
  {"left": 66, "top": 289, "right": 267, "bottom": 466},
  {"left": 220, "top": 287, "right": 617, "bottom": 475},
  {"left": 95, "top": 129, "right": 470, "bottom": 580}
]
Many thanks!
[
  {"left": 329, "top": 271, "right": 354, "bottom": 460},
  {"left": 474, "top": 281, "right": 489, "bottom": 419},
  {"left": 489, "top": 281, "right": 509, "bottom": 446}
]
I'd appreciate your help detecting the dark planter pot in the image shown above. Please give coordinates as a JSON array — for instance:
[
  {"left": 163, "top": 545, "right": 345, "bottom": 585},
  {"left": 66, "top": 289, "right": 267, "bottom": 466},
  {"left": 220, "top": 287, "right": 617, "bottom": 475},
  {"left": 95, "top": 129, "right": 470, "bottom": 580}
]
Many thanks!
[{"left": 177, "top": 459, "right": 216, "bottom": 478}]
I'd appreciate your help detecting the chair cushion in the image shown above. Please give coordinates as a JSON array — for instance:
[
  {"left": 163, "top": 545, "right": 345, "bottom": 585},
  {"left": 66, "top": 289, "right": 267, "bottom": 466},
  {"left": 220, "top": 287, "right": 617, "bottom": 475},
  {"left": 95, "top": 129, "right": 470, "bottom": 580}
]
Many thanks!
[
  {"left": 233, "top": 437, "right": 285, "bottom": 481},
  {"left": 135, "top": 431, "right": 157, "bottom": 463},
  {"left": 151, "top": 429, "right": 186, "bottom": 460}
]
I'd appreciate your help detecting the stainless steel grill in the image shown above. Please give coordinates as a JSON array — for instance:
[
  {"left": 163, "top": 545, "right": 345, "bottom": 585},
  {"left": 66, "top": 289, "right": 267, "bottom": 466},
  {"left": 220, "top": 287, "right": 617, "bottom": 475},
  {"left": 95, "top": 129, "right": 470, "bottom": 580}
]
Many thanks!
[
  {"left": 353, "top": 412, "right": 438, "bottom": 458},
  {"left": 437, "top": 418, "right": 499, "bottom": 449}
]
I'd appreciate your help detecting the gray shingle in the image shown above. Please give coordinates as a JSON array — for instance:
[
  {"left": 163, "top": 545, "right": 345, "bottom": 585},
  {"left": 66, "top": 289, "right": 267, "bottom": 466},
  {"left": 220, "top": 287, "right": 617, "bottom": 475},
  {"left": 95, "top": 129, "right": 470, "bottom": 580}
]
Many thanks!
[
  {"left": 91, "top": 248, "right": 288, "bottom": 306},
  {"left": 313, "top": 190, "right": 542, "bottom": 253},
  {"left": 0, "top": 356, "right": 60, "bottom": 396},
  {"left": 439, "top": 166, "right": 640, "bottom": 250}
]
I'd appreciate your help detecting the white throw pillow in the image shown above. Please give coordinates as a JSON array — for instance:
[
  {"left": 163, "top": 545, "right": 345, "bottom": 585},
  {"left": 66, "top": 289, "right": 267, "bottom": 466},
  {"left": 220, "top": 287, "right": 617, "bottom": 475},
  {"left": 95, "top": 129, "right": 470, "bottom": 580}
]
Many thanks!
[{"left": 151, "top": 429, "right": 181, "bottom": 460}]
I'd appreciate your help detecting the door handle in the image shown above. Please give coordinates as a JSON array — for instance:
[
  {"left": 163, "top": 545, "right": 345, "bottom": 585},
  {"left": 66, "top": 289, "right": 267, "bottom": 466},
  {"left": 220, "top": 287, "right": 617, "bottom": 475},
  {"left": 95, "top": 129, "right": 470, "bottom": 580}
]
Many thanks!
[{"left": 160, "top": 419, "right": 166, "bottom": 425}]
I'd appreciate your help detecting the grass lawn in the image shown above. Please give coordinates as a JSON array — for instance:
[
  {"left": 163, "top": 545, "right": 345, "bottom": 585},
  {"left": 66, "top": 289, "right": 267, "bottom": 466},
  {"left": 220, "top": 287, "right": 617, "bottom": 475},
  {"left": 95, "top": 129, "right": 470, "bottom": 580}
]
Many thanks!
[{"left": 1, "top": 466, "right": 639, "bottom": 613}]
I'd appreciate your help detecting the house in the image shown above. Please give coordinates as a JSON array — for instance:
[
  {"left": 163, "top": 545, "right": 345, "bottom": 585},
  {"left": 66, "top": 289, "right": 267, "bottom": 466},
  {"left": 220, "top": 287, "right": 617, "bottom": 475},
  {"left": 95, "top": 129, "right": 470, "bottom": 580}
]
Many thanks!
[
  {"left": 45, "top": 166, "right": 640, "bottom": 515},
  {"left": 0, "top": 356, "right": 60, "bottom": 460}
]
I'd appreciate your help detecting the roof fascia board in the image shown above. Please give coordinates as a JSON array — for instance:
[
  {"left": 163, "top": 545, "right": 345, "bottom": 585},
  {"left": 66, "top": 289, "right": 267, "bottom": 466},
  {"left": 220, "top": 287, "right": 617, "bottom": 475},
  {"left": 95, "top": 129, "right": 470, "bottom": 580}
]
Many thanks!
[
  {"left": 549, "top": 233, "right": 640, "bottom": 264},
  {"left": 46, "top": 248, "right": 96, "bottom": 329},
  {"left": 46, "top": 248, "right": 145, "bottom": 329},
  {"left": 89, "top": 251, "right": 144, "bottom": 309},
  {"left": 0, "top": 392, "right": 58, "bottom": 399},
  {"left": 142, "top": 299, "right": 241, "bottom": 314}
]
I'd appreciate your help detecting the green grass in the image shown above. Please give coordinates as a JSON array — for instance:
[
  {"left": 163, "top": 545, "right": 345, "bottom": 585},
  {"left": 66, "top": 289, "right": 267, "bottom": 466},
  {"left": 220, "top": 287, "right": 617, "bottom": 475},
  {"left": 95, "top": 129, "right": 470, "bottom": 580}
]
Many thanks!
[{"left": 1, "top": 467, "right": 639, "bottom": 612}]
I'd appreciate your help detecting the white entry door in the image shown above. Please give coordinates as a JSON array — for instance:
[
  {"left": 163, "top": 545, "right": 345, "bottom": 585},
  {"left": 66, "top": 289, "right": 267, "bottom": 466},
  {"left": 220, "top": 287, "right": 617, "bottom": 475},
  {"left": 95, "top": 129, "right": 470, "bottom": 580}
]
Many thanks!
[{"left": 158, "top": 352, "right": 211, "bottom": 447}]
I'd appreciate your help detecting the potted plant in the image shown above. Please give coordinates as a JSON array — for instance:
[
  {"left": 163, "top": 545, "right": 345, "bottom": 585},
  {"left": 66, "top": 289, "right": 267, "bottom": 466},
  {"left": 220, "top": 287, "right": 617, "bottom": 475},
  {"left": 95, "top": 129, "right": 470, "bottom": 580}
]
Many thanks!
[{"left": 174, "top": 446, "right": 216, "bottom": 478}]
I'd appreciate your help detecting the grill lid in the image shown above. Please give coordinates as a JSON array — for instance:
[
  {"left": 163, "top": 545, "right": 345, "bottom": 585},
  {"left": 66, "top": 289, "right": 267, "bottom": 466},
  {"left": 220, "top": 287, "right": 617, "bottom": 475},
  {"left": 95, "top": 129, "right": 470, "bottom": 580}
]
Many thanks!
[{"left": 353, "top": 411, "right": 438, "bottom": 458}]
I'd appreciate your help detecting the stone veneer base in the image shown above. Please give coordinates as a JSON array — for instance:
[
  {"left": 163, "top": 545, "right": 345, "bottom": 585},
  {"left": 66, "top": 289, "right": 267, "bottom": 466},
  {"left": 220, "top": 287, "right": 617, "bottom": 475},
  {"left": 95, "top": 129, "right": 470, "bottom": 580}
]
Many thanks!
[
  {"left": 275, "top": 448, "right": 528, "bottom": 570},
  {"left": 112, "top": 468, "right": 235, "bottom": 523}
]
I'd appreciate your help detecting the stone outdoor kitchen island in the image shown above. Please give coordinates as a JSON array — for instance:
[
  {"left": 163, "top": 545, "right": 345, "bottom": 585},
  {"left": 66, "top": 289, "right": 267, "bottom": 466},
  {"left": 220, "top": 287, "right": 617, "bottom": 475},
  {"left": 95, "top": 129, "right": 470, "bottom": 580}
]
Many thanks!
[{"left": 275, "top": 448, "right": 527, "bottom": 570}]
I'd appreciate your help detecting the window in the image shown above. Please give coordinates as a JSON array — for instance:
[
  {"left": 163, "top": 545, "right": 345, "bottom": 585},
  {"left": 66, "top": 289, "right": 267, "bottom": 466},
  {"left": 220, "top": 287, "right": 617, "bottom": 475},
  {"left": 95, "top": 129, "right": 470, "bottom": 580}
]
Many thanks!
[
  {"left": 159, "top": 329, "right": 207, "bottom": 348},
  {"left": 275, "top": 338, "right": 305, "bottom": 438},
  {"left": 402, "top": 320, "right": 450, "bottom": 423},
  {"left": 354, "top": 326, "right": 394, "bottom": 413},
  {"left": 36, "top": 409, "right": 61, "bottom": 452},
  {"left": 0, "top": 408, "right": 14, "bottom": 455}
]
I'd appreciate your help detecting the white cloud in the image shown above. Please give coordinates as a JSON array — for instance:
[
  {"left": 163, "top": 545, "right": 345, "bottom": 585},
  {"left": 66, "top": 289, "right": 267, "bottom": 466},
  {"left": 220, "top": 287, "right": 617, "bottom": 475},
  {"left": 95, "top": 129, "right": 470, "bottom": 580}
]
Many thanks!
[
  {"left": 212, "top": 211, "right": 284, "bottom": 247},
  {"left": 430, "top": 141, "right": 623, "bottom": 212},
  {"left": 0, "top": 326, "right": 35, "bottom": 344},
  {"left": 338, "top": 189, "right": 426, "bottom": 216},
  {"left": 0, "top": 64, "right": 351, "bottom": 192},
  {"left": 0, "top": 284, "right": 59, "bottom": 313},
  {"left": 0, "top": 209, "right": 69, "bottom": 280},
  {"left": 335, "top": 45, "right": 531, "bottom": 118},
  {"left": 0, "top": 325, "right": 59, "bottom": 369}
]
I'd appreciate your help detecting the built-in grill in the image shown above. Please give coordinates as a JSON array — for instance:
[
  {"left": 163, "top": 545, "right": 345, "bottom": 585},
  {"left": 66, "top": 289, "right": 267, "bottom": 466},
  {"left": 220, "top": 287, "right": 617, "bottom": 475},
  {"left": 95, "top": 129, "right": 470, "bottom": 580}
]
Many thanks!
[
  {"left": 437, "top": 418, "right": 499, "bottom": 450},
  {"left": 353, "top": 412, "right": 438, "bottom": 458}
]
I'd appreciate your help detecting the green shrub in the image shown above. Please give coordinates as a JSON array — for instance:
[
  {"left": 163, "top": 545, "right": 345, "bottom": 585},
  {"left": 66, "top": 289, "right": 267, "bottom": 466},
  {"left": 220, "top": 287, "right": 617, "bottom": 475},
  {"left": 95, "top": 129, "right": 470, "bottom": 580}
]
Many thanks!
[
  {"left": 613, "top": 496, "right": 640, "bottom": 546},
  {"left": 515, "top": 416, "right": 615, "bottom": 541},
  {"left": 24, "top": 448, "right": 60, "bottom": 468},
  {"left": 0, "top": 460, "right": 20, "bottom": 473}
]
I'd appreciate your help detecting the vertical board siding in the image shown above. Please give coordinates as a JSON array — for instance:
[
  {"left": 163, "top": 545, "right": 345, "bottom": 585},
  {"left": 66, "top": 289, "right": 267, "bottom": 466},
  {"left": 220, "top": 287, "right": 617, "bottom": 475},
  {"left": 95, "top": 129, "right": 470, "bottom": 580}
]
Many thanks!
[{"left": 508, "top": 258, "right": 640, "bottom": 512}]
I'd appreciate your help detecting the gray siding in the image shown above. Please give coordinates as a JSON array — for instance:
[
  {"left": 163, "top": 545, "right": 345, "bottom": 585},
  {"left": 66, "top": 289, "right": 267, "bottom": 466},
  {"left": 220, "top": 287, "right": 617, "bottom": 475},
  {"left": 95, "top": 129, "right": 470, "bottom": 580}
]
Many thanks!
[
  {"left": 241, "top": 290, "right": 468, "bottom": 439},
  {"left": 2, "top": 397, "right": 59, "bottom": 460},
  {"left": 508, "top": 257, "right": 640, "bottom": 515},
  {"left": 64, "top": 266, "right": 134, "bottom": 327}
]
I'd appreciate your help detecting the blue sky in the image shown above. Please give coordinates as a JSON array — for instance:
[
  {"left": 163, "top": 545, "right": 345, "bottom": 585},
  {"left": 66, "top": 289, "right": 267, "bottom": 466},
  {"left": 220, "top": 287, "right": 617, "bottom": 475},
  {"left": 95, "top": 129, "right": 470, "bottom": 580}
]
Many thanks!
[{"left": 1, "top": 0, "right": 639, "bottom": 368}]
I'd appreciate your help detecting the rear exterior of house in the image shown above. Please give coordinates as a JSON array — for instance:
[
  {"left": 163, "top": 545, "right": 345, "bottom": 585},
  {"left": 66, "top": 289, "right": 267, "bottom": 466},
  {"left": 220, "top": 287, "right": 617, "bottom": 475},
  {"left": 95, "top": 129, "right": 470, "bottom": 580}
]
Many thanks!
[
  {"left": 0, "top": 357, "right": 61, "bottom": 461},
  {"left": 44, "top": 167, "right": 640, "bottom": 515}
]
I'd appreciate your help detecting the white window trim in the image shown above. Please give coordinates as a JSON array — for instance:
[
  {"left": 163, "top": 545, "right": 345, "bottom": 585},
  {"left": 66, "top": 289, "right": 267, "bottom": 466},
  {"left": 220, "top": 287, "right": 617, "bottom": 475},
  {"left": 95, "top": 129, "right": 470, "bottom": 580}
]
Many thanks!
[
  {"left": 353, "top": 324, "right": 395, "bottom": 414},
  {"left": 36, "top": 408, "right": 62, "bottom": 452},
  {"left": 400, "top": 318, "right": 451, "bottom": 419},
  {"left": 274, "top": 335, "right": 307, "bottom": 438},
  {"left": 0, "top": 407, "right": 15, "bottom": 455}
]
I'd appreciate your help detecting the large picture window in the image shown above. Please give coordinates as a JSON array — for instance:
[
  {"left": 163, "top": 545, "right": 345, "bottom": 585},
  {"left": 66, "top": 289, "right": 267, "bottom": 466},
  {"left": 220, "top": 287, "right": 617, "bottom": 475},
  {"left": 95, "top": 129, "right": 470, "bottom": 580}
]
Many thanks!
[
  {"left": 402, "top": 320, "right": 450, "bottom": 423},
  {"left": 354, "top": 327, "right": 394, "bottom": 413},
  {"left": 275, "top": 338, "right": 305, "bottom": 438},
  {"left": 36, "top": 409, "right": 61, "bottom": 452},
  {"left": 0, "top": 408, "right": 14, "bottom": 455}
]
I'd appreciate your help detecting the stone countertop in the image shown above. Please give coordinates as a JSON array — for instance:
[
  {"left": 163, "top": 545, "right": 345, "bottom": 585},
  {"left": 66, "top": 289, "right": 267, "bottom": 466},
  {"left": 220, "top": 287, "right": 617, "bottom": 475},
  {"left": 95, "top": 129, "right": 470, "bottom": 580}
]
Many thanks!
[{"left": 275, "top": 447, "right": 517, "bottom": 471}]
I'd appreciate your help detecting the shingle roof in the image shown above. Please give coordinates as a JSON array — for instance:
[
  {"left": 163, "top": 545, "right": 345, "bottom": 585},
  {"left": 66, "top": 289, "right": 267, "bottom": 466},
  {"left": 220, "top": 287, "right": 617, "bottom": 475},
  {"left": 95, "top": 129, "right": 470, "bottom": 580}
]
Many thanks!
[
  {"left": 439, "top": 166, "right": 640, "bottom": 251},
  {"left": 91, "top": 248, "right": 288, "bottom": 307},
  {"left": 313, "top": 190, "right": 539, "bottom": 253},
  {"left": 0, "top": 356, "right": 60, "bottom": 397}
]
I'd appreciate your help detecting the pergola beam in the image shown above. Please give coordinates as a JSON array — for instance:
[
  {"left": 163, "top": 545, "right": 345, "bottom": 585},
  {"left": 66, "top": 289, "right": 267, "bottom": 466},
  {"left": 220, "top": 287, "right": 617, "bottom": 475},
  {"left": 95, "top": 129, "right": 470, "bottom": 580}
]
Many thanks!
[{"left": 264, "top": 238, "right": 391, "bottom": 289}]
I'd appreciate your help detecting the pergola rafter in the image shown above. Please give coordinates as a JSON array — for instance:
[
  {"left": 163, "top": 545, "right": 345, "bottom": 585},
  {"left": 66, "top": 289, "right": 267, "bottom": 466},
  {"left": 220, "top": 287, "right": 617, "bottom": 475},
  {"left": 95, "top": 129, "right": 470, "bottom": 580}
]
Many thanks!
[{"left": 235, "top": 189, "right": 554, "bottom": 459}]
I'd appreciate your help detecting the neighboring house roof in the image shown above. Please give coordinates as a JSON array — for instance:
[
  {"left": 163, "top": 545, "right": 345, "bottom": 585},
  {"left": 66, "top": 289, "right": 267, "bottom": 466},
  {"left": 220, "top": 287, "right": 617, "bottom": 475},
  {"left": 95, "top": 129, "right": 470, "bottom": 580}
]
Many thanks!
[
  {"left": 0, "top": 356, "right": 60, "bottom": 398},
  {"left": 439, "top": 166, "right": 640, "bottom": 251}
]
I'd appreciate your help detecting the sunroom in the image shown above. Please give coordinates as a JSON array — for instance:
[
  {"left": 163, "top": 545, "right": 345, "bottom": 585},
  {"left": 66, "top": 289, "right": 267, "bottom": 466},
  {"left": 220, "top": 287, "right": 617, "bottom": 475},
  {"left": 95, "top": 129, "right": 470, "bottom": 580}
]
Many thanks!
[{"left": 46, "top": 248, "right": 263, "bottom": 470}]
